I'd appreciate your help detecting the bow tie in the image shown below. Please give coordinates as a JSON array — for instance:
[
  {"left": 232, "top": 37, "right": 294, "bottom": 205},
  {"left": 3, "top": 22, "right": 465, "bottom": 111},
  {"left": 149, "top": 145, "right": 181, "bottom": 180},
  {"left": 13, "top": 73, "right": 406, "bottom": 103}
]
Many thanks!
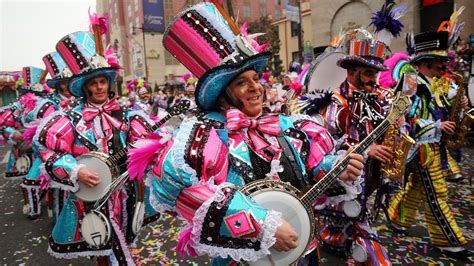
[
  {"left": 83, "top": 98, "right": 122, "bottom": 131},
  {"left": 226, "top": 109, "right": 282, "bottom": 153},
  {"left": 350, "top": 90, "right": 384, "bottom": 125},
  {"left": 60, "top": 99, "right": 71, "bottom": 109}
]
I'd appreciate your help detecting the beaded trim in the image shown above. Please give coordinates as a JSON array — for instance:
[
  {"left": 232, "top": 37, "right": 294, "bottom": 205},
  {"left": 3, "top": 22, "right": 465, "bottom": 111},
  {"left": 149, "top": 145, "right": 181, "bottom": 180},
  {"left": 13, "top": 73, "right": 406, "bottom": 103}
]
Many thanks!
[
  {"left": 182, "top": 10, "right": 234, "bottom": 59},
  {"left": 62, "top": 36, "right": 88, "bottom": 71}
]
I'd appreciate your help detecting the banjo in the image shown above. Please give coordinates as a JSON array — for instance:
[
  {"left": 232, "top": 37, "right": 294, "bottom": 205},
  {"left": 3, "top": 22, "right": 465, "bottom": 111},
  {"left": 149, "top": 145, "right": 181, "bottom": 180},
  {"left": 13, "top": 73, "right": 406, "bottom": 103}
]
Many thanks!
[
  {"left": 240, "top": 93, "right": 411, "bottom": 265},
  {"left": 77, "top": 100, "right": 190, "bottom": 249}
]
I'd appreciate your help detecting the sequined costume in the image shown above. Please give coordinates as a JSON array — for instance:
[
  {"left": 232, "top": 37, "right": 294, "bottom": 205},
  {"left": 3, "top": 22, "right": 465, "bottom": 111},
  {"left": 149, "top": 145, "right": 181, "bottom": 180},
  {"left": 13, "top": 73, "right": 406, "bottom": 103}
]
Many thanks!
[
  {"left": 319, "top": 80, "right": 392, "bottom": 265},
  {"left": 388, "top": 73, "right": 467, "bottom": 248},
  {"left": 35, "top": 99, "right": 159, "bottom": 263}
]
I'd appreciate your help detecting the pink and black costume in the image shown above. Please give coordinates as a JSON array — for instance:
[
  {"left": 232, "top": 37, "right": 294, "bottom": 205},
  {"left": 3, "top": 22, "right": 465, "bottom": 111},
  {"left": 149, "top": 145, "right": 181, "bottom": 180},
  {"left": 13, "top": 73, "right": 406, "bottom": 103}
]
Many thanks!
[
  {"left": 35, "top": 31, "right": 158, "bottom": 264},
  {"left": 127, "top": 3, "right": 359, "bottom": 264}
]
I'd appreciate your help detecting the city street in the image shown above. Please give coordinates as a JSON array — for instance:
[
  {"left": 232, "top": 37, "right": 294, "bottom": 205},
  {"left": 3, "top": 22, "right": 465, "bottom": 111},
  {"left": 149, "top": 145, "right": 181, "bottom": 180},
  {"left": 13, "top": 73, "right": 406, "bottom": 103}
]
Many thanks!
[{"left": 0, "top": 143, "right": 472, "bottom": 265}]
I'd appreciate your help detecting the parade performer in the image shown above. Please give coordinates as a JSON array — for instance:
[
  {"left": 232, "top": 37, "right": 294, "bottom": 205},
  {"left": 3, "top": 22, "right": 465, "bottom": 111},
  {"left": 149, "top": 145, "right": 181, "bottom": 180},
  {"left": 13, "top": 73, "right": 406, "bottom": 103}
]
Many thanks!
[
  {"left": 127, "top": 2, "right": 364, "bottom": 265},
  {"left": 313, "top": 29, "right": 395, "bottom": 265},
  {"left": 388, "top": 10, "right": 470, "bottom": 258},
  {"left": 36, "top": 28, "right": 159, "bottom": 264},
  {"left": 41, "top": 51, "right": 76, "bottom": 220}
]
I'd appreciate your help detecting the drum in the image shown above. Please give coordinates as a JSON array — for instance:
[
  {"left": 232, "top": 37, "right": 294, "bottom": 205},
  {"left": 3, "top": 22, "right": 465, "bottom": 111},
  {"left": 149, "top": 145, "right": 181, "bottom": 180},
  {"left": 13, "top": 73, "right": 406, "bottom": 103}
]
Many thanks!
[
  {"left": 468, "top": 76, "right": 474, "bottom": 106},
  {"left": 351, "top": 241, "right": 368, "bottom": 262},
  {"left": 75, "top": 152, "right": 113, "bottom": 202},
  {"left": 80, "top": 210, "right": 111, "bottom": 249},
  {"left": 305, "top": 49, "right": 346, "bottom": 93},
  {"left": 342, "top": 199, "right": 362, "bottom": 218},
  {"left": 15, "top": 154, "right": 31, "bottom": 175}
]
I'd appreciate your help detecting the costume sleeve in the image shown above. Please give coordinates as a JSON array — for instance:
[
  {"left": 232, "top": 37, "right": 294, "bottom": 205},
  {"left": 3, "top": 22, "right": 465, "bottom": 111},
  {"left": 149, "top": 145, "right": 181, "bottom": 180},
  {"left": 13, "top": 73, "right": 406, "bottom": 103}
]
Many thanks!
[
  {"left": 292, "top": 116, "right": 362, "bottom": 207},
  {"left": 321, "top": 94, "right": 349, "bottom": 137},
  {"left": 127, "top": 110, "right": 155, "bottom": 141},
  {"left": 35, "top": 111, "right": 82, "bottom": 192},
  {"left": 0, "top": 106, "right": 21, "bottom": 144},
  {"left": 134, "top": 119, "right": 282, "bottom": 262},
  {"left": 408, "top": 96, "right": 442, "bottom": 144}
]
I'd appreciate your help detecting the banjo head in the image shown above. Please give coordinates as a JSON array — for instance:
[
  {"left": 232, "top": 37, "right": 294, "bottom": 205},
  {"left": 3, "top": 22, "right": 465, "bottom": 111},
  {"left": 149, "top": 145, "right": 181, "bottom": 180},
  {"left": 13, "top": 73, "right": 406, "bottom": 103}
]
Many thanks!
[
  {"left": 75, "top": 153, "right": 113, "bottom": 202},
  {"left": 241, "top": 180, "right": 314, "bottom": 266},
  {"left": 80, "top": 210, "right": 111, "bottom": 249},
  {"left": 15, "top": 155, "right": 31, "bottom": 174}
]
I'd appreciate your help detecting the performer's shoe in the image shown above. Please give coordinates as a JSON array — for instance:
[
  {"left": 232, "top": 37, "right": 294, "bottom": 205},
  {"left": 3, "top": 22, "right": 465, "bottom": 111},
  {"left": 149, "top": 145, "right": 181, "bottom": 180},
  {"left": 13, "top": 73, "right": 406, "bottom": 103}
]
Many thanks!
[
  {"left": 446, "top": 174, "right": 465, "bottom": 182},
  {"left": 435, "top": 246, "right": 472, "bottom": 261},
  {"left": 22, "top": 204, "right": 29, "bottom": 215},
  {"left": 47, "top": 208, "right": 54, "bottom": 218},
  {"left": 388, "top": 221, "right": 408, "bottom": 235},
  {"left": 27, "top": 214, "right": 40, "bottom": 220}
]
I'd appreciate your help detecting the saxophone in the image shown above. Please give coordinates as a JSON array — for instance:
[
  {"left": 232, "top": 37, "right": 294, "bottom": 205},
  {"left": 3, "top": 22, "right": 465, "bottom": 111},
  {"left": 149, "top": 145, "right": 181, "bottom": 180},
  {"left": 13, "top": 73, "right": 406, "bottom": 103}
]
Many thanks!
[
  {"left": 380, "top": 124, "right": 415, "bottom": 181},
  {"left": 442, "top": 73, "right": 474, "bottom": 149}
]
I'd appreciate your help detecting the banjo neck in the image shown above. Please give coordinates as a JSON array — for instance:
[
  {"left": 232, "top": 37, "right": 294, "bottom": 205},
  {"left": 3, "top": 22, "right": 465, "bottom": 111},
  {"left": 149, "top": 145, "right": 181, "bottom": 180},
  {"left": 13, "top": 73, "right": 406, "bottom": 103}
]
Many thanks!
[{"left": 105, "top": 100, "right": 191, "bottom": 166}]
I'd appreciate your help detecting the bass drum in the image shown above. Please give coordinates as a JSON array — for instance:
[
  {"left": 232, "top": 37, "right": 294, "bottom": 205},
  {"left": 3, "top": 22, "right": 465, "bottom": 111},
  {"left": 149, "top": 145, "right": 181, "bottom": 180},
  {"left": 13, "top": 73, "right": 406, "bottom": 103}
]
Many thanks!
[
  {"left": 80, "top": 210, "right": 112, "bottom": 249},
  {"left": 305, "top": 49, "right": 346, "bottom": 93},
  {"left": 15, "top": 154, "right": 32, "bottom": 175}
]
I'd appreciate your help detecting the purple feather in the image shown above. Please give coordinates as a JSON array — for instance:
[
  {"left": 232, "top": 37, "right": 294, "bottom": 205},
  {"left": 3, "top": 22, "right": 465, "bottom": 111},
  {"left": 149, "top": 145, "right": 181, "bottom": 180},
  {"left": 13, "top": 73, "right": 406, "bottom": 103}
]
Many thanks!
[
  {"left": 301, "top": 91, "right": 333, "bottom": 116},
  {"left": 370, "top": 1, "right": 406, "bottom": 37}
]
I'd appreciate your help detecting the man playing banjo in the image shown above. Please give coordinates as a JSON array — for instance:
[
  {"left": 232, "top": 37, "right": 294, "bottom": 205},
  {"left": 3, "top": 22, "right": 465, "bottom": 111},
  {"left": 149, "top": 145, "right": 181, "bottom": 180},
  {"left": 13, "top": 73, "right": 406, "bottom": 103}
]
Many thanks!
[
  {"left": 127, "top": 2, "right": 365, "bottom": 265},
  {"left": 35, "top": 29, "right": 159, "bottom": 264}
]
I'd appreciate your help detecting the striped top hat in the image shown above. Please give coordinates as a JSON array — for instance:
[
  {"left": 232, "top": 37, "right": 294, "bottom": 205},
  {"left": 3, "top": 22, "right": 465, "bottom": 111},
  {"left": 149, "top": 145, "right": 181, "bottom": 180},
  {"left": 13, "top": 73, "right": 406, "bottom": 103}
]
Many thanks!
[
  {"left": 337, "top": 29, "right": 389, "bottom": 71},
  {"left": 163, "top": 2, "right": 270, "bottom": 111},
  {"left": 42, "top": 51, "right": 73, "bottom": 88},
  {"left": 55, "top": 31, "right": 118, "bottom": 98},
  {"left": 407, "top": 31, "right": 449, "bottom": 64},
  {"left": 21, "top": 66, "right": 47, "bottom": 94}
]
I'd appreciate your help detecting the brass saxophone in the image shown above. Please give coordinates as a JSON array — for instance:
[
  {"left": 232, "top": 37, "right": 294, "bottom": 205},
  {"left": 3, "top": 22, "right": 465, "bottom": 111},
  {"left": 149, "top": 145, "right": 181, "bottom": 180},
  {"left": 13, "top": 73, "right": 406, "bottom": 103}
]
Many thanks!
[
  {"left": 442, "top": 73, "right": 474, "bottom": 149},
  {"left": 380, "top": 124, "right": 415, "bottom": 181}
]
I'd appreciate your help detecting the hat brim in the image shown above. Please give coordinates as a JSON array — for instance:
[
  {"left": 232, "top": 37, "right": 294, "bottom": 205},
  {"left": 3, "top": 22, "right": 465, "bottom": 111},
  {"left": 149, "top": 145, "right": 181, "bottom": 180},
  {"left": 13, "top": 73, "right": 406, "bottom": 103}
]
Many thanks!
[
  {"left": 195, "top": 52, "right": 271, "bottom": 111},
  {"left": 68, "top": 68, "right": 118, "bottom": 98},
  {"left": 409, "top": 53, "right": 450, "bottom": 65},
  {"left": 337, "top": 56, "right": 388, "bottom": 71},
  {"left": 46, "top": 77, "right": 69, "bottom": 88}
]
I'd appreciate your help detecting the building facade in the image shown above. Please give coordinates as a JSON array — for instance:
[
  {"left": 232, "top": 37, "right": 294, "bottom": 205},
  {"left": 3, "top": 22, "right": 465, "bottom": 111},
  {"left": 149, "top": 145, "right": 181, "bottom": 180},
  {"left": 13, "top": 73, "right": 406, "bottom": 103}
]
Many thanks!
[{"left": 96, "top": 0, "right": 284, "bottom": 91}]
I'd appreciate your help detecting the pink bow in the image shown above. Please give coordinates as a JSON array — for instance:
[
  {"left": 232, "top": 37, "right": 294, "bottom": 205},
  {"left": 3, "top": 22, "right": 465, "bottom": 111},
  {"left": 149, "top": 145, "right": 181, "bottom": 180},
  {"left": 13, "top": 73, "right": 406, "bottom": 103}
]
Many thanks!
[
  {"left": 226, "top": 109, "right": 282, "bottom": 152},
  {"left": 83, "top": 98, "right": 122, "bottom": 131}
]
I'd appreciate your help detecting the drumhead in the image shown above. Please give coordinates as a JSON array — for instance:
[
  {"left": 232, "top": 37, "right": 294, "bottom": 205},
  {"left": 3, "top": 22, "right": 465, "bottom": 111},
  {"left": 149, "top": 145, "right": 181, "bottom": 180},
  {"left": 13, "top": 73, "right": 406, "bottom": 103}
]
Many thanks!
[
  {"left": 15, "top": 155, "right": 31, "bottom": 174},
  {"left": 80, "top": 210, "right": 111, "bottom": 249},
  {"left": 352, "top": 242, "right": 368, "bottom": 262},
  {"left": 75, "top": 154, "right": 113, "bottom": 202},
  {"left": 306, "top": 51, "right": 346, "bottom": 93}
]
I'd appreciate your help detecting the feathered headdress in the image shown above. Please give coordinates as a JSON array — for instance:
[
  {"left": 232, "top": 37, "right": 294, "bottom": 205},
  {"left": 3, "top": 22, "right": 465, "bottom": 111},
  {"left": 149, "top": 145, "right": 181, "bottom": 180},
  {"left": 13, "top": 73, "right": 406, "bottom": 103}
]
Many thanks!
[
  {"left": 370, "top": 0, "right": 408, "bottom": 46},
  {"left": 240, "top": 22, "right": 269, "bottom": 53},
  {"left": 88, "top": 8, "right": 109, "bottom": 56},
  {"left": 437, "top": 5, "right": 465, "bottom": 47}
]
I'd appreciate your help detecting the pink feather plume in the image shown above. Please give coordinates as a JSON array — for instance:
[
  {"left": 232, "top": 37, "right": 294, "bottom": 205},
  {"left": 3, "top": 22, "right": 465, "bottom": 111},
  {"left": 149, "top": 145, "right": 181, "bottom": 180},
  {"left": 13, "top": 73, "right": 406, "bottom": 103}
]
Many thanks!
[
  {"left": 289, "top": 81, "right": 303, "bottom": 96},
  {"left": 127, "top": 133, "right": 167, "bottom": 181},
  {"left": 176, "top": 226, "right": 198, "bottom": 258},
  {"left": 88, "top": 7, "right": 109, "bottom": 35},
  {"left": 379, "top": 51, "right": 409, "bottom": 88},
  {"left": 104, "top": 47, "right": 123, "bottom": 69},
  {"left": 18, "top": 93, "right": 38, "bottom": 111},
  {"left": 240, "top": 22, "right": 269, "bottom": 53}
]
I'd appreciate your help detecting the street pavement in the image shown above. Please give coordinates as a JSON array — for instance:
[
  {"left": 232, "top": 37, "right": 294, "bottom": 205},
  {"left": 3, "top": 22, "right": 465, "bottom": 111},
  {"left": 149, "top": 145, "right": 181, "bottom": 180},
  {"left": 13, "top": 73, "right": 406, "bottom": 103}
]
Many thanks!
[{"left": 0, "top": 143, "right": 472, "bottom": 265}]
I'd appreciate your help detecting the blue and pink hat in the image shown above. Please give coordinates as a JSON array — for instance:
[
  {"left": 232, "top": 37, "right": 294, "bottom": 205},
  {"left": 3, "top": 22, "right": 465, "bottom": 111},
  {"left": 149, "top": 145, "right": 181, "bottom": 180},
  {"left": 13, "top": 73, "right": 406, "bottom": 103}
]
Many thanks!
[
  {"left": 42, "top": 51, "right": 72, "bottom": 88},
  {"left": 20, "top": 66, "right": 47, "bottom": 94},
  {"left": 163, "top": 2, "right": 270, "bottom": 111},
  {"left": 55, "top": 31, "right": 118, "bottom": 98}
]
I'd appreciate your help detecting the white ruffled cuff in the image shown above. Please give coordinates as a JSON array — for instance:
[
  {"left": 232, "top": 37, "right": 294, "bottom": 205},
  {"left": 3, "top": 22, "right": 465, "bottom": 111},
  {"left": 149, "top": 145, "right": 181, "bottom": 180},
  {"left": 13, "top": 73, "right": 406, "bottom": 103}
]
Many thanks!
[
  {"left": 7, "top": 130, "right": 20, "bottom": 145},
  {"left": 67, "top": 163, "right": 85, "bottom": 193},
  {"left": 188, "top": 183, "right": 283, "bottom": 262}
]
